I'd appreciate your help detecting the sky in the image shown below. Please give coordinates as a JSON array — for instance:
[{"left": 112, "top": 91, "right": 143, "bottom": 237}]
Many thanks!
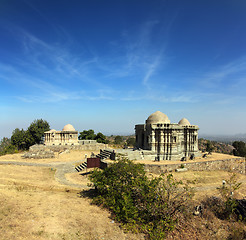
[{"left": 1, "top": 0, "right": 246, "bottom": 139}]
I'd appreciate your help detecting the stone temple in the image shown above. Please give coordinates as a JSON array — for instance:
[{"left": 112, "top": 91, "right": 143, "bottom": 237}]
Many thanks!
[
  {"left": 135, "top": 111, "right": 200, "bottom": 161},
  {"left": 44, "top": 124, "right": 79, "bottom": 146},
  {"left": 44, "top": 124, "right": 98, "bottom": 147}
]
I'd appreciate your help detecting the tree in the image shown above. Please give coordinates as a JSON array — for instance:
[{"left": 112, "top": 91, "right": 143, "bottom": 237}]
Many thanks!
[
  {"left": 0, "top": 137, "right": 11, "bottom": 152},
  {"left": 11, "top": 128, "right": 33, "bottom": 150},
  {"left": 114, "top": 135, "right": 123, "bottom": 144},
  {"left": 78, "top": 129, "right": 96, "bottom": 140},
  {"left": 126, "top": 137, "right": 135, "bottom": 147},
  {"left": 10, "top": 119, "right": 50, "bottom": 150},
  {"left": 0, "top": 137, "right": 17, "bottom": 155},
  {"left": 95, "top": 132, "right": 109, "bottom": 144},
  {"left": 206, "top": 140, "right": 214, "bottom": 153},
  {"left": 28, "top": 119, "right": 50, "bottom": 145},
  {"left": 232, "top": 141, "right": 246, "bottom": 157}
]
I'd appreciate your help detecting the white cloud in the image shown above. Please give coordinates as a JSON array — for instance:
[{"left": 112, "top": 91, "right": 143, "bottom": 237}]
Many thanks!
[{"left": 200, "top": 57, "right": 246, "bottom": 88}]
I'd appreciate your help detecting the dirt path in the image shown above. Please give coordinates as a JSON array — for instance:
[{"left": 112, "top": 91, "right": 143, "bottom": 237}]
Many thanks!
[
  {"left": 1, "top": 159, "right": 245, "bottom": 193},
  {"left": 0, "top": 160, "right": 88, "bottom": 189}
]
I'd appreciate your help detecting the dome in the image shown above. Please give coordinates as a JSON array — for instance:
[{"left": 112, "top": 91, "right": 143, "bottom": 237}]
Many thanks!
[
  {"left": 45, "top": 129, "right": 56, "bottom": 133},
  {"left": 178, "top": 118, "right": 191, "bottom": 126},
  {"left": 62, "top": 124, "right": 76, "bottom": 131},
  {"left": 146, "top": 111, "right": 170, "bottom": 125}
]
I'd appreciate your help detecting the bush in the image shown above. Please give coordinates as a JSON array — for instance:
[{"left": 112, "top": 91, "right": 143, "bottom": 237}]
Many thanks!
[
  {"left": 114, "top": 135, "right": 123, "bottom": 145},
  {"left": 88, "top": 159, "right": 193, "bottom": 239},
  {"left": 126, "top": 137, "right": 135, "bottom": 147}
]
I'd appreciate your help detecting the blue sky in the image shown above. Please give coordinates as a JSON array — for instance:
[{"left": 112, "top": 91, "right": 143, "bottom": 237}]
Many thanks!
[{"left": 1, "top": 0, "right": 246, "bottom": 138}]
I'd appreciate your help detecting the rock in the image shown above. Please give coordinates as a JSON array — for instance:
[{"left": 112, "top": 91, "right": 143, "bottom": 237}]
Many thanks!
[{"left": 175, "top": 168, "right": 188, "bottom": 172}]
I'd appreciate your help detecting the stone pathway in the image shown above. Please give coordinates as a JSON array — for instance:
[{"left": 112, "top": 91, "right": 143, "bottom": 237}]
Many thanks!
[{"left": 0, "top": 160, "right": 88, "bottom": 189}]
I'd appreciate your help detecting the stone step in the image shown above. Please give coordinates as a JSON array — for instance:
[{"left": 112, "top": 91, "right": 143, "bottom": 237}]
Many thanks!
[{"left": 75, "top": 162, "right": 87, "bottom": 172}]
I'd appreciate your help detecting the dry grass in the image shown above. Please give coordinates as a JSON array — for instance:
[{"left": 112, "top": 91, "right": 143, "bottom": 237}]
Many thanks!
[
  {"left": 0, "top": 150, "right": 100, "bottom": 163},
  {"left": 171, "top": 170, "right": 246, "bottom": 200},
  {"left": 136, "top": 152, "right": 240, "bottom": 165},
  {"left": 0, "top": 151, "right": 245, "bottom": 240},
  {"left": 147, "top": 170, "right": 246, "bottom": 202},
  {"left": 0, "top": 164, "right": 144, "bottom": 240}
]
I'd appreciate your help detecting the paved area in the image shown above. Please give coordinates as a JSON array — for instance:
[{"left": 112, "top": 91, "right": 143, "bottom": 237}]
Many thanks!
[{"left": 0, "top": 160, "right": 88, "bottom": 189}]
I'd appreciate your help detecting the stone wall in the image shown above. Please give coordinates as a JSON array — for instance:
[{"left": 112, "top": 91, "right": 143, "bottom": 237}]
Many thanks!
[
  {"left": 29, "top": 143, "right": 107, "bottom": 152},
  {"left": 144, "top": 157, "right": 245, "bottom": 175},
  {"left": 23, "top": 143, "right": 107, "bottom": 159}
]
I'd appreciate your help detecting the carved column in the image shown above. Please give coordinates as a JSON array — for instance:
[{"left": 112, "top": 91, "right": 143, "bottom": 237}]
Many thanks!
[
  {"left": 151, "top": 129, "right": 155, "bottom": 151},
  {"left": 160, "top": 130, "right": 164, "bottom": 153}
]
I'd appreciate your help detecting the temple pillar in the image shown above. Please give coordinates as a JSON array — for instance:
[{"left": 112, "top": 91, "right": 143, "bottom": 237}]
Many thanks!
[
  {"left": 160, "top": 131, "right": 164, "bottom": 153},
  {"left": 151, "top": 129, "right": 155, "bottom": 151}
]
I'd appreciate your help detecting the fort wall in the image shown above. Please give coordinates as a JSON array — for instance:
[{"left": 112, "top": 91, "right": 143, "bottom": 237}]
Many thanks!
[{"left": 144, "top": 157, "right": 245, "bottom": 175}]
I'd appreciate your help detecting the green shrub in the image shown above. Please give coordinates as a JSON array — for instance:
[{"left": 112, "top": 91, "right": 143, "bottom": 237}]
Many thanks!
[{"left": 88, "top": 158, "right": 193, "bottom": 239}]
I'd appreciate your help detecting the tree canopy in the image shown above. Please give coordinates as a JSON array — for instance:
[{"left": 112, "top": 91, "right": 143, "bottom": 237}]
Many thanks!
[
  {"left": 0, "top": 137, "right": 17, "bottom": 155},
  {"left": 95, "top": 132, "right": 109, "bottom": 144},
  {"left": 11, "top": 119, "right": 50, "bottom": 150},
  {"left": 206, "top": 140, "right": 214, "bottom": 153},
  {"left": 78, "top": 129, "right": 96, "bottom": 140},
  {"left": 126, "top": 137, "right": 135, "bottom": 146},
  {"left": 28, "top": 119, "right": 50, "bottom": 145},
  {"left": 232, "top": 141, "right": 246, "bottom": 157},
  {"left": 79, "top": 129, "right": 108, "bottom": 144},
  {"left": 114, "top": 135, "right": 123, "bottom": 144}
]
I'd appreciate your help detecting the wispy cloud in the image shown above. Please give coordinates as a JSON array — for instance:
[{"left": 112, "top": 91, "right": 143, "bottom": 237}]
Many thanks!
[
  {"left": 142, "top": 53, "right": 163, "bottom": 87},
  {"left": 199, "top": 57, "right": 246, "bottom": 89},
  {"left": 97, "top": 20, "right": 169, "bottom": 88},
  {"left": 0, "top": 15, "right": 187, "bottom": 105}
]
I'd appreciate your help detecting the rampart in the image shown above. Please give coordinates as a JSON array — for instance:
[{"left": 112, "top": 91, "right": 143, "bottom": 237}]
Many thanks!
[
  {"left": 144, "top": 157, "right": 245, "bottom": 175},
  {"left": 22, "top": 143, "right": 107, "bottom": 159},
  {"left": 31, "top": 142, "right": 107, "bottom": 151}
]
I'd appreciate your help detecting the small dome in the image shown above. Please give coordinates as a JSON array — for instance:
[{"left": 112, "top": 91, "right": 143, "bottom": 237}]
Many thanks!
[
  {"left": 178, "top": 118, "right": 191, "bottom": 126},
  {"left": 45, "top": 129, "right": 56, "bottom": 133},
  {"left": 146, "top": 111, "right": 170, "bottom": 124},
  {"left": 62, "top": 124, "right": 75, "bottom": 131}
]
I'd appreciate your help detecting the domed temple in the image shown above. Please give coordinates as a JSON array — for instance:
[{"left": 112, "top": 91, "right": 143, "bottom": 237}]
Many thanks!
[
  {"left": 44, "top": 124, "right": 79, "bottom": 146},
  {"left": 135, "top": 111, "right": 200, "bottom": 160}
]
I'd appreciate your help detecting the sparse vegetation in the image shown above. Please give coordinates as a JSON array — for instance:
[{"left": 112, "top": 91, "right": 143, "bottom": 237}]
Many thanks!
[
  {"left": 126, "top": 137, "right": 135, "bottom": 147},
  {"left": 199, "top": 138, "right": 234, "bottom": 155},
  {"left": 0, "top": 150, "right": 246, "bottom": 239},
  {"left": 114, "top": 135, "right": 124, "bottom": 145},
  {"left": 202, "top": 172, "right": 245, "bottom": 223},
  {"left": 88, "top": 158, "right": 193, "bottom": 239}
]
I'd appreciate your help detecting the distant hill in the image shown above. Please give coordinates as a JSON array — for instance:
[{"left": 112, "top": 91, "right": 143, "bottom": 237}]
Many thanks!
[
  {"left": 198, "top": 138, "right": 234, "bottom": 155},
  {"left": 199, "top": 134, "right": 246, "bottom": 144}
]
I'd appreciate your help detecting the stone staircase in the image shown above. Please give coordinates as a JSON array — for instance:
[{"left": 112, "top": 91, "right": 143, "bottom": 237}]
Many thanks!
[
  {"left": 115, "top": 149, "right": 144, "bottom": 160},
  {"left": 96, "top": 149, "right": 115, "bottom": 160},
  {"left": 75, "top": 161, "right": 87, "bottom": 172}
]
